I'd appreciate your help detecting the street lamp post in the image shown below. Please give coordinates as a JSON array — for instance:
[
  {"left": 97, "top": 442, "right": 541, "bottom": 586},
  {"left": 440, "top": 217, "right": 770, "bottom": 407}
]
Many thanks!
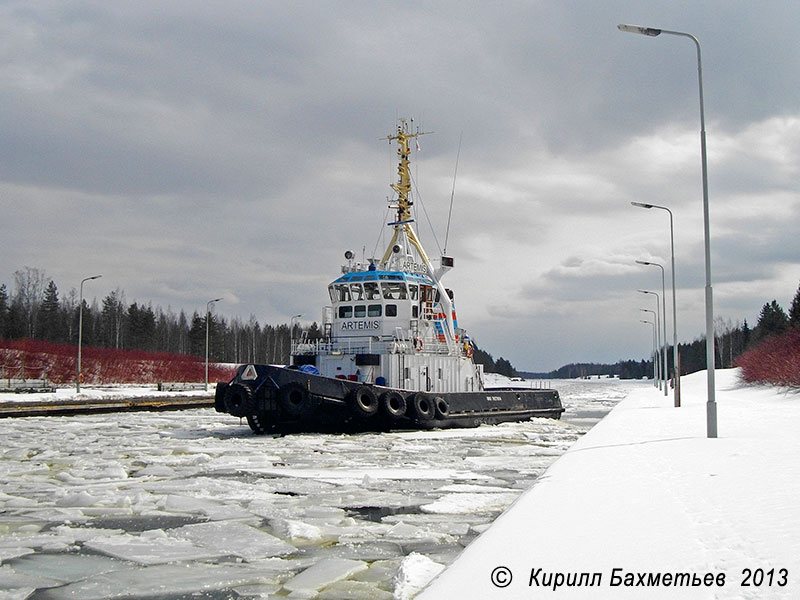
[
  {"left": 205, "top": 298, "right": 223, "bottom": 391},
  {"left": 637, "top": 260, "right": 668, "bottom": 397},
  {"left": 289, "top": 314, "right": 302, "bottom": 362},
  {"left": 618, "top": 23, "right": 715, "bottom": 436},
  {"left": 632, "top": 202, "right": 680, "bottom": 407},
  {"left": 638, "top": 290, "right": 662, "bottom": 390},
  {"left": 77, "top": 275, "right": 102, "bottom": 393},
  {"left": 640, "top": 317, "right": 657, "bottom": 385}
]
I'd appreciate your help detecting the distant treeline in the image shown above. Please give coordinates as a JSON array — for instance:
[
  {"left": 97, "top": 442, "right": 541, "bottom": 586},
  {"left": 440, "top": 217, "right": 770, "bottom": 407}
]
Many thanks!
[
  {"left": 523, "top": 281, "right": 800, "bottom": 380},
  {"left": 0, "top": 266, "right": 518, "bottom": 374}
]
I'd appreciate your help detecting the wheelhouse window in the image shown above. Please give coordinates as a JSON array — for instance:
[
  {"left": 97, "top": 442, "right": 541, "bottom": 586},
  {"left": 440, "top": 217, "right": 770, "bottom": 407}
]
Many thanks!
[
  {"left": 364, "top": 282, "right": 381, "bottom": 300},
  {"left": 381, "top": 282, "right": 407, "bottom": 300},
  {"left": 350, "top": 283, "right": 364, "bottom": 301},
  {"left": 338, "top": 306, "right": 352, "bottom": 318},
  {"left": 335, "top": 284, "right": 351, "bottom": 302},
  {"left": 354, "top": 305, "right": 366, "bottom": 318},
  {"left": 408, "top": 284, "right": 419, "bottom": 301},
  {"left": 328, "top": 286, "right": 337, "bottom": 303},
  {"left": 368, "top": 304, "right": 382, "bottom": 317},
  {"left": 386, "top": 304, "right": 398, "bottom": 317}
]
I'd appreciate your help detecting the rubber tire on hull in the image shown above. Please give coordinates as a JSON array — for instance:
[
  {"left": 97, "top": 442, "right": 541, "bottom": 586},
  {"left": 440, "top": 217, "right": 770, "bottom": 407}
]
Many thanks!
[
  {"left": 278, "top": 382, "right": 313, "bottom": 419},
  {"left": 214, "top": 382, "right": 229, "bottom": 413},
  {"left": 433, "top": 396, "right": 449, "bottom": 419},
  {"left": 348, "top": 385, "right": 379, "bottom": 418},
  {"left": 409, "top": 392, "right": 435, "bottom": 423},
  {"left": 379, "top": 391, "right": 407, "bottom": 419},
  {"left": 246, "top": 412, "right": 272, "bottom": 435},
  {"left": 224, "top": 383, "right": 252, "bottom": 418}
]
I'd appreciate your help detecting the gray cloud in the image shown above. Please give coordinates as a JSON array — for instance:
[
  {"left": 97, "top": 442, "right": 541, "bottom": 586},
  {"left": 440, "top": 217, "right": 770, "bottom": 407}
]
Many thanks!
[{"left": 2, "top": 1, "right": 800, "bottom": 371}]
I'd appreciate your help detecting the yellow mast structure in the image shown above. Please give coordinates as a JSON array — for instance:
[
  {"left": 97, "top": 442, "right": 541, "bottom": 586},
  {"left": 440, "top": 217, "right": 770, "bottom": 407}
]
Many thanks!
[
  {"left": 380, "top": 119, "right": 431, "bottom": 267},
  {"left": 380, "top": 119, "right": 457, "bottom": 350}
]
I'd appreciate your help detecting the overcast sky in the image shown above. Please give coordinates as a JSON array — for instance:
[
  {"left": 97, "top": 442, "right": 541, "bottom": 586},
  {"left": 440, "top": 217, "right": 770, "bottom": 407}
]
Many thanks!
[{"left": 2, "top": 1, "right": 799, "bottom": 371}]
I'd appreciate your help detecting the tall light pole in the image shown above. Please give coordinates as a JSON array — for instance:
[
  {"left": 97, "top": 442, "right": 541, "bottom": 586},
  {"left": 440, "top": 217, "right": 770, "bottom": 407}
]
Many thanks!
[
  {"left": 637, "top": 260, "right": 668, "bottom": 397},
  {"left": 632, "top": 202, "right": 680, "bottom": 406},
  {"left": 77, "top": 275, "right": 102, "bottom": 393},
  {"left": 289, "top": 314, "right": 302, "bottom": 362},
  {"left": 205, "top": 298, "right": 223, "bottom": 391},
  {"left": 640, "top": 317, "right": 657, "bottom": 385},
  {"left": 638, "top": 289, "right": 662, "bottom": 390},
  {"left": 618, "top": 23, "right": 715, "bottom": 436}
]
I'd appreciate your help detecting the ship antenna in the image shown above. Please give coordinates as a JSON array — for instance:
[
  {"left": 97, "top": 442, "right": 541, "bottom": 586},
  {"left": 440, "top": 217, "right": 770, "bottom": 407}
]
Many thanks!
[{"left": 443, "top": 130, "right": 462, "bottom": 255}]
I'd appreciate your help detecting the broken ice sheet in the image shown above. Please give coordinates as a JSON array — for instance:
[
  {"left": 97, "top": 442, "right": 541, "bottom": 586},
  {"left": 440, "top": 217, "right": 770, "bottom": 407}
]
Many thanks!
[
  {"left": 6, "top": 552, "right": 124, "bottom": 583},
  {"left": 36, "top": 562, "right": 286, "bottom": 600},
  {"left": 83, "top": 529, "right": 227, "bottom": 565},
  {"left": 420, "top": 491, "right": 520, "bottom": 515},
  {"left": 173, "top": 520, "right": 296, "bottom": 559},
  {"left": 282, "top": 558, "right": 368, "bottom": 595}
]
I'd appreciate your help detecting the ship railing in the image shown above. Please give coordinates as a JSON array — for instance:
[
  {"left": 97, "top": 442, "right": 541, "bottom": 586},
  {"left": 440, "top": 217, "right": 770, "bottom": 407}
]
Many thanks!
[{"left": 292, "top": 336, "right": 456, "bottom": 357}]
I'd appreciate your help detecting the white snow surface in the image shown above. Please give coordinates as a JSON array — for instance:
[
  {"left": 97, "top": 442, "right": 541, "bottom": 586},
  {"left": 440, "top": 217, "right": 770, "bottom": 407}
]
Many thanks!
[{"left": 420, "top": 369, "right": 800, "bottom": 599}]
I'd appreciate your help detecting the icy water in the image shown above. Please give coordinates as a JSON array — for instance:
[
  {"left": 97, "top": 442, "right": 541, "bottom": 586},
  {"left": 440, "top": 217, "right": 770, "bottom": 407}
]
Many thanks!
[{"left": 0, "top": 379, "right": 636, "bottom": 599}]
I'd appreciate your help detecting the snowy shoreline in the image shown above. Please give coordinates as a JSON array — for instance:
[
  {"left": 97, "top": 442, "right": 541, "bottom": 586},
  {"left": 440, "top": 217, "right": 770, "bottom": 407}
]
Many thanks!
[{"left": 420, "top": 368, "right": 800, "bottom": 599}]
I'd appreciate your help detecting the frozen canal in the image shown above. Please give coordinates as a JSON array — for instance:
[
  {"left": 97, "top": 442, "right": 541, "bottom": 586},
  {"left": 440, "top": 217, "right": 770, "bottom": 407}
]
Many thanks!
[{"left": 0, "top": 378, "right": 636, "bottom": 599}]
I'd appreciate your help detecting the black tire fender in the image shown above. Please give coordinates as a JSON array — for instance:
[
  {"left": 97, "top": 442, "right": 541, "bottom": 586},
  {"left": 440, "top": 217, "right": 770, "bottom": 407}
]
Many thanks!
[
  {"left": 348, "top": 385, "right": 379, "bottom": 418},
  {"left": 247, "top": 412, "right": 271, "bottom": 435},
  {"left": 224, "top": 383, "right": 252, "bottom": 418},
  {"left": 410, "top": 392, "right": 435, "bottom": 422},
  {"left": 278, "top": 382, "right": 312, "bottom": 418},
  {"left": 214, "top": 382, "right": 229, "bottom": 413},
  {"left": 433, "top": 396, "right": 449, "bottom": 419},
  {"left": 379, "top": 390, "right": 407, "bottom": 419}
]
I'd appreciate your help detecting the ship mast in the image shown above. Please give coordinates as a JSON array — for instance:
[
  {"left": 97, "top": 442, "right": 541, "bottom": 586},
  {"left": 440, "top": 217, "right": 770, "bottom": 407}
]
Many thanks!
[
  {"left": 380, "top": 119, "right": 457, "bottom": 350},
  {"left": 380, "top": 119, "right": 431, "bottom": 267}
]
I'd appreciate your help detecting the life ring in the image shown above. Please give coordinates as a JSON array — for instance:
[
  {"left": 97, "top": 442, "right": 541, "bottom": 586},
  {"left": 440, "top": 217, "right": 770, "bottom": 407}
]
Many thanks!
[{"left": 414, "top": 337, "right": 424, "bottom": 352}]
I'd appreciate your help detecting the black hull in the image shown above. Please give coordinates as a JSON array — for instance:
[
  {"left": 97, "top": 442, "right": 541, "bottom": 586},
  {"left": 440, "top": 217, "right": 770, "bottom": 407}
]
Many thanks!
[{"left": 215, "top": 364, "right": 563, "bottom": 435}]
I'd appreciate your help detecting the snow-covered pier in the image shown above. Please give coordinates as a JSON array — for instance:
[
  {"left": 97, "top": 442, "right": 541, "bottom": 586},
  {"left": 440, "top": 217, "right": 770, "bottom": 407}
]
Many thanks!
[{"left": 420, "top": 369, "right": 800, "bottom": 599}]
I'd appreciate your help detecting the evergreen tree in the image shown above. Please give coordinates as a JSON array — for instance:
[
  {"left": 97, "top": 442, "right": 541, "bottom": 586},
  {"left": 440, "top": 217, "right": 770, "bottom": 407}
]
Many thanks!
[
  {"left": 0, "top": 284, "right": 8, "bottom": 338},
  {"left": 753, "top": 300, "right": 789, "bottom": 343},
  {"left": 38, "top": 280, "right": 64, "bottom": 342},
  {"left": 188, "top": 312, "right": 205, "bottom": 357},
  {"left": 789, "top": 282, "right": 800, "bottom": 328}
]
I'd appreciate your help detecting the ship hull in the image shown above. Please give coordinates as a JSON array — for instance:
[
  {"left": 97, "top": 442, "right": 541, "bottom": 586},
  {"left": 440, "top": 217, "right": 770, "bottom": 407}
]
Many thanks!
[{"left": 215, "top": 364, "right": 563, "bottom": 435}]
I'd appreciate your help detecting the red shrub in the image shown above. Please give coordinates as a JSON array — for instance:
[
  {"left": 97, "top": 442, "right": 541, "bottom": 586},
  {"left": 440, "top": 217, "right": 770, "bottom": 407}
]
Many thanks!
[
  {"left": 0, "top": 339, "right": 237, "bottom": 384},
  {"left": 735, "top": 328, "right": 800, "bottom": 387}
]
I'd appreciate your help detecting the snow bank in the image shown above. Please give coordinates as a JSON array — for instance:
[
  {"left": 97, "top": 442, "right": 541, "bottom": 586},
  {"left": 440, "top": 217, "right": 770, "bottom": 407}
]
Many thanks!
[{"left": 420, "top": 369, "right": 800, "bottom": 598}]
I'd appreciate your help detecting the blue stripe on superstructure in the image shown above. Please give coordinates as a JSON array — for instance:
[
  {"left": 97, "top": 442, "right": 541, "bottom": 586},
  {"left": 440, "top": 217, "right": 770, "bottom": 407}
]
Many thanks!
[{"left": 332, "top": 270, "right": 434, "bottom": 285}]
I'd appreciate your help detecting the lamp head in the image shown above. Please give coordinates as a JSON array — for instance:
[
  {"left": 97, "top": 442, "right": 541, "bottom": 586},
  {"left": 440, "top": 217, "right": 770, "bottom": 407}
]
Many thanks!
[
  {"left": 635, "top": 260, "right": 651, "bottom": 266},
  {"left": 618, "top": 24, "right": 662, "bottom": 37},
  {"left": 631, "top": 201, "right": 654, "bottom": 209}
]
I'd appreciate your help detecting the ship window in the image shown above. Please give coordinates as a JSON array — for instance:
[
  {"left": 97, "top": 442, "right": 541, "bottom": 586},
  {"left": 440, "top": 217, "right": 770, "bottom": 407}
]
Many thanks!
[
  {"left": 338, "top": 306, "right": 352, "bottom": 318},
  {"left": 412, "top": 305, "right": 419, "bottom": 318},
  {"left": 381, "top": 282, "right": 407, "bottom": 300},
  {"left": 335, "top": 284, "right": 351, "bottom": 302},
  {"left": 408, "top": 284, "right": 419, "bottom": 301},
  {"left": 354, "top": 305, "right": 366, "bottom": 318},
  {"left": 350, "top": 283, "right": 364, "bottom": 301},
  {"left": 438, "top": 368, "right": 442, "bottom": 380},
  {"left": 386, "top": 304, "right": 397, "bottom": 317},
  {"left": 368, "top": 304, "right": 382, "bottom": 317},
  {"left": 364, "top": 282, "right": 381, "bottom": 300},
  {"left": 328, "top": 286, "right": 337, "bottom": 303}
]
